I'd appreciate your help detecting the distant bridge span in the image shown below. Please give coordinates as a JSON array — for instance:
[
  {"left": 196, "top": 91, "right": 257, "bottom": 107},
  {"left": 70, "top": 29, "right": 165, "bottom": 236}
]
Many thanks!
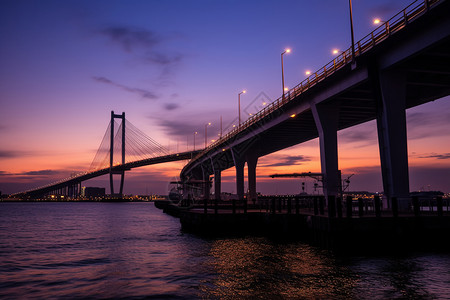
[
  {"left": 181, "top": 0, "right": 450, "bottom": 209},
  {"left": 17, "top": 150, "right": 201, "bottom": 198}
]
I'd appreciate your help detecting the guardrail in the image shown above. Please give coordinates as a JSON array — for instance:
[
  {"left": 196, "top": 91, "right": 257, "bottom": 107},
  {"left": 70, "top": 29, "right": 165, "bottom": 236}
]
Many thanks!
[{"left": 184, "top": 0, "right": 442, "bottom": 171}]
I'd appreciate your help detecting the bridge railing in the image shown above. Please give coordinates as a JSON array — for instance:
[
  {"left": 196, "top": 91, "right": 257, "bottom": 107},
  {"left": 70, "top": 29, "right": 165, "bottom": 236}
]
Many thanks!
[{"left": 185, "top": 0, "right": 442, "bottom": 168}]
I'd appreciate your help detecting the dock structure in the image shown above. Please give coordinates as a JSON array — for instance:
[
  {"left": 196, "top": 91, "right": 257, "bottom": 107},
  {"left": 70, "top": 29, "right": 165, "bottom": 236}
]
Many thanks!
[{"left": 156, "top": 195, "right": 450, "bottom": 251}]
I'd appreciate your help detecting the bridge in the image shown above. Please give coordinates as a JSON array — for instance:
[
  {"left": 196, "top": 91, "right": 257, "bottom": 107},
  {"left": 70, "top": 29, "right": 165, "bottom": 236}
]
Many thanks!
[
  {"left": 180, "top": 0, "right": 450, "bottom": 210},
  {"left": 15, "top": 111, "right": 201, "bottom": 199},
  {"left": 15, "top": 0, "right": 449, "bottom": 206}
]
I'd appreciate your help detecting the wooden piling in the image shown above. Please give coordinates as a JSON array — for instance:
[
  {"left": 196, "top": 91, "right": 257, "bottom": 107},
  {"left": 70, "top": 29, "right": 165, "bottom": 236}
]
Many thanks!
[
  {"left": 374, "top": 195, "right": 381, "bottom": 218},
  {"left": 358, "top": 198, "right": 364, "bottom": 217},
  {"left": 437, "top": 196, "right": 443, "bottom": 217},
  {"left": 412, "top": 196, "right": 419, "bottom": 217},
  {"left": 346, "top": 196, "right": 352, "bottom": 218}
]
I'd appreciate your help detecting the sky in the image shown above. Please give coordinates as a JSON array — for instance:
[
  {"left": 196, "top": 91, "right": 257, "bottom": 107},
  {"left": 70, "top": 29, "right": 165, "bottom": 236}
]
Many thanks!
[{"left": 1, "top": 0, "right": 449, "bottom": 196}]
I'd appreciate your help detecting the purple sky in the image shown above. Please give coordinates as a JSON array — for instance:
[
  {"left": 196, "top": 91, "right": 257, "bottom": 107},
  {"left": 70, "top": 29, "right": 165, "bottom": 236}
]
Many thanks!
[{"left": 1, "top": 0, "right": 449, "bottom": 195}]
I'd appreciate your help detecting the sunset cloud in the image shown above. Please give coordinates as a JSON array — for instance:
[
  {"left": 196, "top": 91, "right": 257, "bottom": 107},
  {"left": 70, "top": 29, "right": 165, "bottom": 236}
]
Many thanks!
[
  {"left": 92, "top": 76, "right": 158, "bottom": 100},
  {"left": 20, "top": 170, "right": 60, "bottom": 176},
  {"left": 163, "top": 103, "right": 180, "bottom": 111},
  {"left": 418, "top": 153, "right": 450, "bottom": 160},
  {"left": 266, "top": 155, "right": 311, "bottom": 167}
]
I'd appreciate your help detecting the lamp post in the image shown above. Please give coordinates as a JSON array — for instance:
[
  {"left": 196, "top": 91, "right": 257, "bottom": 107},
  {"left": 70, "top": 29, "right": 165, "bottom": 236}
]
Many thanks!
[
  {"left": 281, "top": 48, "right": 291, "bottom": 99},
  {"left": 205, "top": 123, "right": 211, "bottom": 148},
  {"left": 348, "top": 0, "right": 355, "bottom": 61},
  {"left": 238, "top": 90, "right": 246, "bottom": 128},
  {"left": 194, "top": 131, "right": 198, "bottom": 150},
  {"left": 220, "top": 115, "right": 222, "bottom": 138}
]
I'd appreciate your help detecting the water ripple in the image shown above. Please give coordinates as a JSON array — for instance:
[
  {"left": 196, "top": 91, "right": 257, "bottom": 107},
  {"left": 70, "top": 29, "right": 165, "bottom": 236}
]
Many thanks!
[{"left": 1, "top": 202, "right": 450, "bottom": 299}]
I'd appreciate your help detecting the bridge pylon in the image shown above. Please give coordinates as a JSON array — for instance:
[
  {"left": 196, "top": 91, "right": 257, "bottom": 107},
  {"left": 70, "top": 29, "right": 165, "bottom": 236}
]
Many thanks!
[{"left": 110, "top": 111, "right": 126, "bottom": 197}]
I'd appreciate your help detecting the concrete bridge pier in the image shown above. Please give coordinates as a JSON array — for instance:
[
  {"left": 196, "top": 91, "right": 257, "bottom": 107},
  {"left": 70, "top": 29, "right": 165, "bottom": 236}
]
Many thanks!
[
  {"left": 246, "top": 152, "right": 258, "bottom": 205},
  {"left": 231, "top": 149, "right": 246, "bottom": 202},
  {"left": 214, "top": 169, "right": 221, "bottom": 201},
  {"left": 311, "top": 103, "right": 340, "bottom": 204},
  {"left": 376, "top": 69, "right": 410, "bottom": 210},
  {"left": 201, "top": 165, "right": 211, "bottom": 201}
]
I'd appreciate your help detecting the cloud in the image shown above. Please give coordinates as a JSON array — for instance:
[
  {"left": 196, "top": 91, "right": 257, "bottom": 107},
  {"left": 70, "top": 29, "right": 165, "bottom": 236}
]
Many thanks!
[
  {"left": 0, "top": 150, "right": 19, "bottom": 158},
  {"left": 339, "top": 129, "right": 376, "bottom": 143},
  {"left": 266, "top": 155, "right": 311, "bottom": 167},
  {"left": 100, "top": 26, "right": 162, "bottom": 52},
  {"left": 92, "top": 76, "right": 158, "bottom": 100},
  {"left": 144, "top": 52, "right": 183, "bottom": 66},
  {"left": 407, "top": 110, "right": 450, "bottom": 139},
  {"left": 99, "top": 25, "right": 183, "bottom": 68},
  {"left": 156, "top": 118, "right": 201, "bottom": 137},
  {"left": 338, "top": 121, "right": 378, "bottom": 147},
  {"left": 151, "top": 109, "right": 233, "bottom": 138},
  {"left": 19, "top": 170, "right": 60, "bottom": 176},
  {"left": 418, "top": 153, "right": 450, "bottom": 160},
  {"left": 163, "top": 103, "right": 180, "bottom": 111},
  {"left": 0, "top": 169, "right": 63, "bottom": 176}
]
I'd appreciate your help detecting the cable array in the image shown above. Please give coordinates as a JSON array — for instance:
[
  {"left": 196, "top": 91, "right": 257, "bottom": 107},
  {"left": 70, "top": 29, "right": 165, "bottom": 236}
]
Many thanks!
[
  {"left": 89, "top": 121, "right": 114, "bottom": 171},
  {"left": 88, "top": 118, "right": 169, "bottom": 171},
  {"left": 124, "top": 120, "right": 169, "bottom": 163}
]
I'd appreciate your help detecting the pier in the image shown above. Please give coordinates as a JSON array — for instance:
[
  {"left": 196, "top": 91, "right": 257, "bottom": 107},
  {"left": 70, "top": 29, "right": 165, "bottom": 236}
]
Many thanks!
[{"left": 157, "top": 195, "right": 450, "bottom": 251}]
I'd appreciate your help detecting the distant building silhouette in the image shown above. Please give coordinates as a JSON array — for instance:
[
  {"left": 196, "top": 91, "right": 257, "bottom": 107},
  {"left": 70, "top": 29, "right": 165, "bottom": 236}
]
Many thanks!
[{"left": 81, "top": 187, "right": 105, "bottom": 198}]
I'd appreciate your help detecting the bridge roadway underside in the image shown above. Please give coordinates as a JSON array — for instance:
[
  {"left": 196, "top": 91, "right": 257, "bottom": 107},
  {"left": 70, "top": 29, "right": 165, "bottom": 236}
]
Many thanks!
[{"left": 181, "top": 1, "right": 450, "bottom": 207}]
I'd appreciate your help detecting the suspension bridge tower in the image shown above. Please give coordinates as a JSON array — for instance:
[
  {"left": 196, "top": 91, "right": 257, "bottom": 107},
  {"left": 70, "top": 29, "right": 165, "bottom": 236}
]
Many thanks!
[{"left": 110, "top": 111, "right": 126, "bottom": 197}]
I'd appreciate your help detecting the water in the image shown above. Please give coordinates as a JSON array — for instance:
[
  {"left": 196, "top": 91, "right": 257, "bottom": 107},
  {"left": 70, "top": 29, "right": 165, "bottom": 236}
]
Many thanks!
[{"left": 1, "top": 202, "right": 450, "bottom": 299}]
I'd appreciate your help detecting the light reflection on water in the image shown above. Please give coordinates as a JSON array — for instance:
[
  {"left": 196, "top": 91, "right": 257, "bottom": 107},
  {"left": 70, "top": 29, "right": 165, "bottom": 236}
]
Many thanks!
[
  {"left": 1, "top": 202, "right": 449, "bottom": 299},
  {"left": 202, "top": 238, "right": 357, "bottom": 299}
]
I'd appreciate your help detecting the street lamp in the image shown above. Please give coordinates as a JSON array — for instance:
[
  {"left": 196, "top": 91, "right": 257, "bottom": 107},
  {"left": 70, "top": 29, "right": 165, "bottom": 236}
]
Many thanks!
[
  {"left": 193, "top": 131, "right": 198, "bottom": 150},
  {"left": 205, "top": 122, "right": 211, "bottom": 148},
  {"left": 348, "top": 0, "right": 355, "bottom": 61},
  {"left": 373, "top": 18, "right": 389, "bottom": 32},
  {"left": 281, "top": 48, "right": 291, "bottom": 99},
  {"left": 238, "top": 90, "right": 246, "bottom": 127}
]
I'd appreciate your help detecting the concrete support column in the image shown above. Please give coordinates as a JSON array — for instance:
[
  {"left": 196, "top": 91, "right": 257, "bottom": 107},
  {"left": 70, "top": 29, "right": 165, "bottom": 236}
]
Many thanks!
[
  {"left": 202, "top": 166, "right": 210, "bottom": 201},
  {"left": 312, "top": 103, "right": 340, "bottom": 202},
  {"left": 376, "top": 69, "right": 410, "bottom": 210},
  {"left": 214, "top": 170, "right": 221, "bottom": 201},
  {"left": 246, "top": 152, "right": 258, "bottom": 205},
  {"left": 231, "top": 149, "right": 246, "bottom": 201}
]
